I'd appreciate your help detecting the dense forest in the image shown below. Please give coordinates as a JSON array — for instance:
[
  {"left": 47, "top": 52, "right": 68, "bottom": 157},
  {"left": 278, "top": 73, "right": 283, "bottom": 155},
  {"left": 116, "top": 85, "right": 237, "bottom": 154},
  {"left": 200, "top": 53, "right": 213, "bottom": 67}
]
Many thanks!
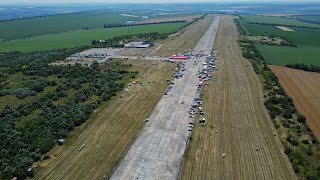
[{"left": 0, "top": 48, "right": 134, "bottom": 179}]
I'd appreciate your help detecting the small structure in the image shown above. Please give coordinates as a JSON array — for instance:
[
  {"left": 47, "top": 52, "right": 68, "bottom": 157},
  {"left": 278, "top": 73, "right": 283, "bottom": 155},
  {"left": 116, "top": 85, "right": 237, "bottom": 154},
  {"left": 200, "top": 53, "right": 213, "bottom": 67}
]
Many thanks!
[
  {"left": 124, "top": 42, "right": 153, "bottom": 48},
  {"left": 135, "top": 44, "right": 151, "bottom": 48}
]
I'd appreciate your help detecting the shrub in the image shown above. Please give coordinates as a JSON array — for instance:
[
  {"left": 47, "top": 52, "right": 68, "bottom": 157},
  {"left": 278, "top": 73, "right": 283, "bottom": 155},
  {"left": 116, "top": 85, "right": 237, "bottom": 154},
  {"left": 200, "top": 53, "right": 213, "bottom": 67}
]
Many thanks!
[
  {"left": 283, "top": 110, "right": 293, "bottom": 119},
  {"left": 43, "top": 154, "right": 51, "bottom": 160},
  {"left": 302, "top": 139, "right": 310, "bottom": 144},
  {"left": 307, "top": 149, "right": 313, "bottom": 156},
  {"left": 287, "top": 134, "right": 299, "bottom": 146},
  {"left": 31, "top": 84, "right": 44, "bottom": 93},
  {"left": 297, "top": 114, "right": 306, "bottom": 123},
  {"left": 284, "top": 146, "right": 293, "bottom": 155},
  {"left": 283, "top": 122, "right": 291, "bottom": 128}
]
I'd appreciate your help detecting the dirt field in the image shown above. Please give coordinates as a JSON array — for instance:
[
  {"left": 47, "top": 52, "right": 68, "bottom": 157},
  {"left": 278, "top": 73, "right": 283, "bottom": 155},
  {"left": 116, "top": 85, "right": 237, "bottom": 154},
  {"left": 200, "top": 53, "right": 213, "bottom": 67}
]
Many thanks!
[
  {"left": 276, "top": 26, "right": 295, "bottom": 31},
  {"left": 117, "top": 46, "right": 157, "bottom": 57},
  {"left": 181, "top": 16, "right": 296, "bottom": 180},
  {"left": 132, "top": 15, "right": 201, "bottom": 24},
  {"left": 32, "top": 60, "right": 174, "bottom": 180},
  {"left": 270, "top": 65, "right": 320, "bottom": 140},
  {"left": 149, "top": 15, "right": 214, "bottom": 57}
]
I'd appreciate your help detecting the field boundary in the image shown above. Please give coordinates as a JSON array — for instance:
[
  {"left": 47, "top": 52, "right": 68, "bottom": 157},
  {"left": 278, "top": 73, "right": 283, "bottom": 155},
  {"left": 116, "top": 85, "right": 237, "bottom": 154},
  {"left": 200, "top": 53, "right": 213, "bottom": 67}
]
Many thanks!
[{"left": 248, "top": 22, "right": 320, "bottom": 30}]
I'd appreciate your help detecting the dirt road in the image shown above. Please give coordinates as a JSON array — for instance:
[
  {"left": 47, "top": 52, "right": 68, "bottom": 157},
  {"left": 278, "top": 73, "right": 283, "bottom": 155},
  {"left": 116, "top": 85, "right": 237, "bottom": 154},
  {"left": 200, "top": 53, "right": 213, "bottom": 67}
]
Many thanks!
[
  {"left": 181, "top": 16, "right": 296, "bottom": 180},
  {"left": 270, "top": 65, "right": 320, "bottom": 140},
  {"left": 110, "top": 16, "right": 220, "bottom": 180}
]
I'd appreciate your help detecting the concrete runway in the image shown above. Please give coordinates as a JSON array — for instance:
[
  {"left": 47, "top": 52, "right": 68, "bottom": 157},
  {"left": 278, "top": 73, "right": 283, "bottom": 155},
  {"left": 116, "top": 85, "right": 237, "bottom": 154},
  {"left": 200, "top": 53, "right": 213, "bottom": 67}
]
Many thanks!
[{"left": 110, "top": 16, "right": 221, "bottom": 180}]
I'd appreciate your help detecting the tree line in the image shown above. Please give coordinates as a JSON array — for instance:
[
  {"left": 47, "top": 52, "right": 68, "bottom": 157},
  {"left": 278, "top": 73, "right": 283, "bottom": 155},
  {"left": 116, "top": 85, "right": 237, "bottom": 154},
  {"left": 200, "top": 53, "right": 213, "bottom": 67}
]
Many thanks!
[
  {"left": 104, "top": 20, "right": 187, "bottom": 28},
  {"left": 286, "top": 64, "right": 320, "bottom": 73}
]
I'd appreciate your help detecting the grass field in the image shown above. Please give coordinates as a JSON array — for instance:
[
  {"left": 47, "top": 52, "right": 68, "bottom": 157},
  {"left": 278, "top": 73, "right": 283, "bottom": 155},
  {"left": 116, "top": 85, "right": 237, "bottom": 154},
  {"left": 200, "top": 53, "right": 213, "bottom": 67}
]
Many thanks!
[
  {"left": 0, "top": 22, "right": 187, "bottom": 52},
  {"left": 256, "top": 45, "right": 320, "bottom": 66},
  {"left": 153, "top": 13, "right": 203, "bottom": 18},
  {"left": 238, "top": 15, "right": 320, "bottom": 66},
  {"left": 240, "top": 15, "right": 320, "bottom": 28},
  {"left": 150, "top": 15, "right": 213, "bottom": 57},
  {"left": 239, "top": 22, "right": 320, "bottom": 46},
  {"left": 292, "top": 15, "right": 320, "bottom": 24},
  {"left": 0, "top": 11, "right": 140, "bottom": 41},
  {"left": 33, "top": 60, "right": 174, "bottom": 180},
  {"left": 181, "top": 15, "right": 296, "bottom": 179}
]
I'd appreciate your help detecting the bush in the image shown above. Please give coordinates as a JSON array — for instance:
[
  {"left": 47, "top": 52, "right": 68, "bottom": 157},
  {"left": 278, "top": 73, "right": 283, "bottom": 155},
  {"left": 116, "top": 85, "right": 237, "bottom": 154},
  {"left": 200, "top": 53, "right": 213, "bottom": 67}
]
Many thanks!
[
  {"left": 283, "top": 110, "right": 293, "bottom": 119},
  {"left": 312, "top": 138, "right": 318, "bottom": 144},
  {"left": 301, "top": 139, "right": 310, "bottom": 144},
  {"left": 286, "top": 134, "right": 299, "bottom": 146},
  {"left": 282, "top": 122, "right": 291, "bottom": 128},
  {"left": 31, "top": 84, "right": 44, "bottom": 93},
  {"left": 293, "top": 165, "right": 302, "bottom": 173},
  {"left": 43, "top": 154, "right": 51, "bottom": 160},
  {"left": 269, "top": 112, "right": 276, "bottom": 119},
  {"left": 297, "top": 114, "right": 306, "bottom": 123},
  {"left": 265, "top": 103, "right": 281, "bottom": 115},
  {"left": 284, "top": 146, "right": 293, "bottom": 155},
  {"left": 307, "top": 149, "right": 313, "bottom": 156}
]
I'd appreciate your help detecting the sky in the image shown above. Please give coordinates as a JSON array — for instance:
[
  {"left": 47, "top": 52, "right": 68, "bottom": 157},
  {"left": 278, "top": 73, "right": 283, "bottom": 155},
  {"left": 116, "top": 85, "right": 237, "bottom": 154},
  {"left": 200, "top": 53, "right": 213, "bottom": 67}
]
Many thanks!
[{"left": 0, "top": 0, "right": 315, "bottom": 4}]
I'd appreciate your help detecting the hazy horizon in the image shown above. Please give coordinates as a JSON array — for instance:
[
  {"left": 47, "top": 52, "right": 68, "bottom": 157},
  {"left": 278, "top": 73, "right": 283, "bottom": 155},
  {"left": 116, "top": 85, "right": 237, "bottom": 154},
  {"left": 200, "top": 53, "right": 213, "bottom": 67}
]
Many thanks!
[{"left": 0, "top": 0, "right": 319, "bottom": 5}]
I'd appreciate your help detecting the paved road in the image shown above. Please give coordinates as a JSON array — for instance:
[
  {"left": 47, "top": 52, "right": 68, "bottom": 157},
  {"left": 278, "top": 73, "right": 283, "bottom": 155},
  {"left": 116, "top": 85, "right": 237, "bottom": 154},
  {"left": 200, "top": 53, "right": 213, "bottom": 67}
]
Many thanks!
[{"left": 110, "top": 16, "right": 221, "bottom": 180}]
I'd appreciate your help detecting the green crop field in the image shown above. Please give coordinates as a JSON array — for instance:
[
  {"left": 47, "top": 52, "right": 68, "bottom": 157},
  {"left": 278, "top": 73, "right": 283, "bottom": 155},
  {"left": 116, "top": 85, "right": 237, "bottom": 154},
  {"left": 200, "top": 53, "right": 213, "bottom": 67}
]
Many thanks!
[
  {"left": 240, "top": 15, "right": 320, "bottom": 28},
  {"left": 0, "top": 22, "right": 187, "bottom": 52},
  {"left": 0, "top": 11, "right": 141, "bottom": 41},
  {"left": 256, "top": 44, "right": 320, "bottom": 66},
  {"left": 239, "top": 22, "right": 320, "bottom": 46},
  {"left": 292, "top": 15, "right": 320, "bottom": 24},
  {"left": 238, "top": 15, "right": 320, "bottom": 66}
]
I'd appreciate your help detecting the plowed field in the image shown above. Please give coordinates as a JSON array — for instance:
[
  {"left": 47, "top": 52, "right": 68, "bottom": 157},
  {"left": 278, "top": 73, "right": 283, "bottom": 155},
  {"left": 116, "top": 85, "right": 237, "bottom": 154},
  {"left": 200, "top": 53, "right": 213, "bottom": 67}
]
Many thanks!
[
  {"left": 181, "top": 16, "right": 296, "bottom": 180},
  {"left": 270, "top": 65, "right": 320, "bottom": 140}
]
